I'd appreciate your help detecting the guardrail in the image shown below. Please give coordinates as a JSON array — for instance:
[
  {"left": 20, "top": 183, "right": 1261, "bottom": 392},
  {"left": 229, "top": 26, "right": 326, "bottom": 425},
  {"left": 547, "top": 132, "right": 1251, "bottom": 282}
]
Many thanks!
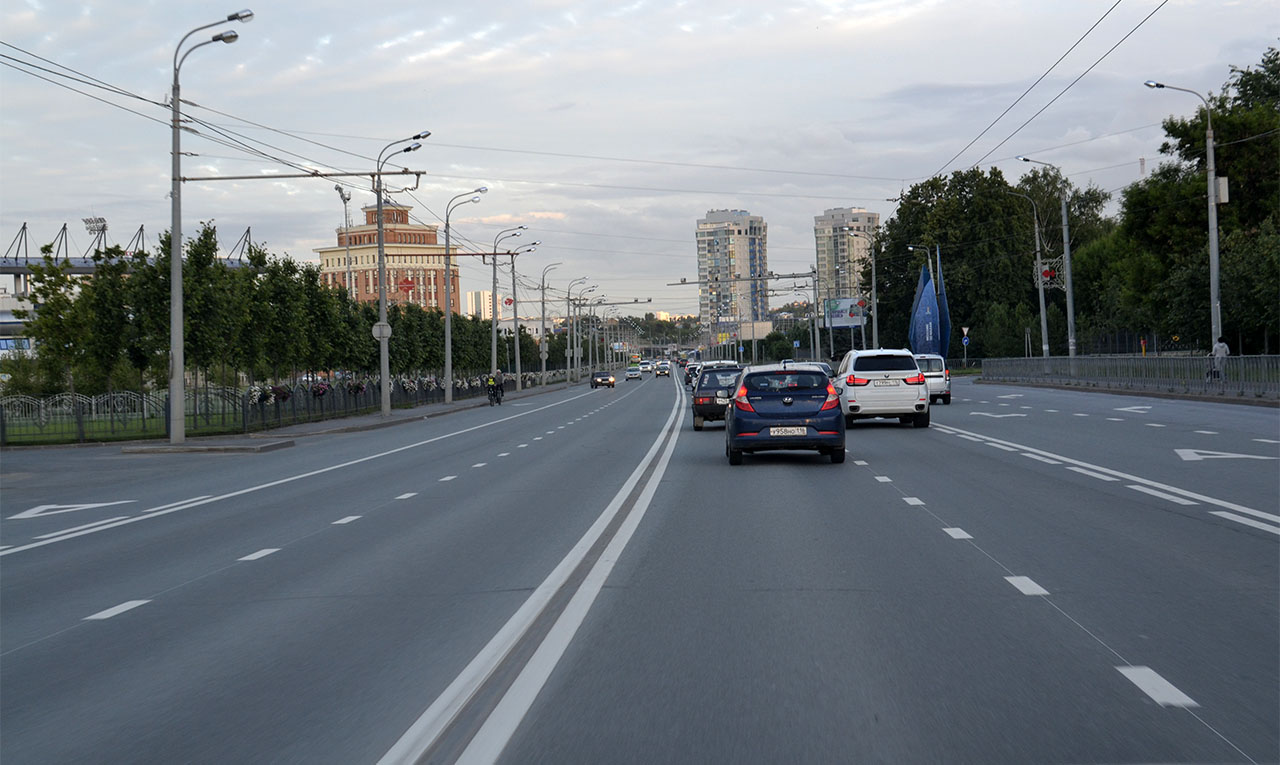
[{"left": 981, "top": 355, "right": 1280, "bottom": 401}]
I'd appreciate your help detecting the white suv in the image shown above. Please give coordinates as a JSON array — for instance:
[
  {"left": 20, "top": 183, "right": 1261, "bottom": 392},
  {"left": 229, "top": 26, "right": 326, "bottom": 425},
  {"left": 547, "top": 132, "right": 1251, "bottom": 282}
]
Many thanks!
[
  {"left": 913, "top": 353, "right": 951, "bottom": 405},
  {"left": 834, "top": 349, "right": 930, "bottom": 428}
]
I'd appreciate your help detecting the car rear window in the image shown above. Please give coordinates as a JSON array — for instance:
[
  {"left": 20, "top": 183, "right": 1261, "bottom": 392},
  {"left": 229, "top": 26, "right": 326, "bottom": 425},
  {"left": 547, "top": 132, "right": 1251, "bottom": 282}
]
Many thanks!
[
  {"left": 744, "top": 372, "right": 828, "bottom": 391},
  {"left": 917, "top": 358, "right": 944, "bottom": 372},
  {"left": 698, "top": 371, "right": 741, "bottom": 389},
  {"left": 853, "top": 355, "right": 918, "bottom": 372}
]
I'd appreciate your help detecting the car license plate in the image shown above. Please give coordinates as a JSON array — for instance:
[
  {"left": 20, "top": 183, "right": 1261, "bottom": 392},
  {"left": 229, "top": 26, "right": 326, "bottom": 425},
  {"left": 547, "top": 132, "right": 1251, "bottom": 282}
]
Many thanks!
[
  {"left": 770, "top": 426, "right": 806, "bottom": 436},
  {"left": 873, "top": 379, "right": 896, "bottom": 386},
  {"left": 715, "top": 397, "right": 729, "bottom": 405}
]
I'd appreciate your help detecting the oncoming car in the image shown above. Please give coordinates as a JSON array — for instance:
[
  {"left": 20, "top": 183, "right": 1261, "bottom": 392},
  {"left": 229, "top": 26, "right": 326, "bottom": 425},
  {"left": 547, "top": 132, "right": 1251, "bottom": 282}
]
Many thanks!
[
  {"left": 625, "top": 366, "right": 642, "bottom": 380},
  {"left": 656, "top": 361, "right": 671, "bottom": 377},
  {"left": 590, "top": 370, "right": 615, "bottom": 388},
  {"left": 724, "top": 363, "right": 846, "bottom": 464},
  {"left": 834, "top": 349, "right": 930, "bottom": 428}
]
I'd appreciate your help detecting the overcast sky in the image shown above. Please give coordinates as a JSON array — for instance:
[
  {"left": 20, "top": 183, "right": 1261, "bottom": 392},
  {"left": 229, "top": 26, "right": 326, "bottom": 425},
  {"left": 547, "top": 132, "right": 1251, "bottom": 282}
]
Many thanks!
[{"left": 2, "top": 0, "right": 1275, "bottom": 316}]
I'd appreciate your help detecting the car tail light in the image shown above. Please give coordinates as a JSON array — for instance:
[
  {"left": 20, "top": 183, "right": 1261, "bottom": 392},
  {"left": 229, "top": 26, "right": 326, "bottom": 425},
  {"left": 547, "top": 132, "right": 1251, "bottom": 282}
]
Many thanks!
[
  {"left": 733, "top": 385, "right": 754, "bottom": 412},
  {"left": 904, "top": 373, "right": 925, "bottom": 385},
  {"left": 944, "top": 369, "right": 950, "bottom": 382},
  {"left": 845, "top": 375, "right": 870, "bottom": 387},
  {"left": 820, "top": 382, "right": 840, "bottom": 410}
]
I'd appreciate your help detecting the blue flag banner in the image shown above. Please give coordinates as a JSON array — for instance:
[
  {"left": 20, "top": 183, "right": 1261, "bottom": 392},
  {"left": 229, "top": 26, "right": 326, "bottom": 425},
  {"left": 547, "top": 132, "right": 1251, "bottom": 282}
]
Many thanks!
[
  {"left": 937, "top": 256, "right": 951, "bottom": 359},
  {"left": 908, "top": 265, "right": 942, "bottom": 355}
]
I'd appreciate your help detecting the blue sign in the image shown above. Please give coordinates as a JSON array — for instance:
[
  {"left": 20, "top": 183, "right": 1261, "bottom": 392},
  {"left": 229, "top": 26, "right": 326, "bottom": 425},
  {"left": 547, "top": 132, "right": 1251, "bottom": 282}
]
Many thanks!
[
  {"left": 738, "top": 346, "right": 744, "bottom": 353},
  {"left": 962, "top": 336, "right": 970, "bottom": 346},
  {"left": 793, "top": 340, "right": 801, "bottom": 348}
]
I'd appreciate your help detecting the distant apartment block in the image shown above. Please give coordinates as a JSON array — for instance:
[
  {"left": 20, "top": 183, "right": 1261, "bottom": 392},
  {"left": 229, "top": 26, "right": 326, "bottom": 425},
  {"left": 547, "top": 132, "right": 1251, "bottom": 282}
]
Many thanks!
[
  {"left": 466, "top": 290, "right": 504, "bottom": 320},
  {"left": 696, "top": 209, "right": 768, "bottom": 338},
  {"left": 814, "top": 207, "right": 879, "bottom": 303}
]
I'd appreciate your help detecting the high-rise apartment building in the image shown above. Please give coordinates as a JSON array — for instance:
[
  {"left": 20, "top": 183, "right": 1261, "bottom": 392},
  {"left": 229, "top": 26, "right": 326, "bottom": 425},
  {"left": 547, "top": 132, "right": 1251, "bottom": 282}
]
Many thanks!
[
  {"left": 695, "top": 209, "right": 768, "bottom": 339},
  {"left": 814, "top": 207, "right": 879, "bottom": 304},
  {"left": 466, "top": 290, "right": 503, "bottom": 320},
  {"left": 314, "top": 202, "right": 460, "bottom": 311}
]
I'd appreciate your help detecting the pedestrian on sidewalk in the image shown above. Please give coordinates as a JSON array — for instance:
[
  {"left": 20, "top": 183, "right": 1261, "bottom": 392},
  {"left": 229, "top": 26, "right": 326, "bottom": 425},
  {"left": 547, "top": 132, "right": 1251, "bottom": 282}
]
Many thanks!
[{"left": 1210, "top": 336, "right": 1230, "bottom": 380}]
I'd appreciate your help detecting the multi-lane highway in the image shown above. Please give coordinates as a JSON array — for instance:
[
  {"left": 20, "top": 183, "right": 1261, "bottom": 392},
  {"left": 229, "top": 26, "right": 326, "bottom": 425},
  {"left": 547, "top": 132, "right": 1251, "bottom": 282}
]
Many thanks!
[{"left": 2, "top": 374, "right": 1276, "bottom": 764}]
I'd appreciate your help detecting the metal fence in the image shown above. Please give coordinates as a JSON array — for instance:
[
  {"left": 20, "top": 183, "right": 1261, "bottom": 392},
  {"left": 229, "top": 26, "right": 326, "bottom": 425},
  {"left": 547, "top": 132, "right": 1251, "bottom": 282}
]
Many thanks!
[
  {"left": 0, "top": 371, "right": 569, "bottom": 446},
  {"left": 981, "top": 355, "right": 1280, "bottom": 400}
]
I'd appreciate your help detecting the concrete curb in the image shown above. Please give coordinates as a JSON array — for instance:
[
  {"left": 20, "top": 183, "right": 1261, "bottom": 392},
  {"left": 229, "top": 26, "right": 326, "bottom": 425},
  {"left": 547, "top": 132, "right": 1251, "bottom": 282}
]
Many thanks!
[{"left": 121, "top": 439, "right": 295, "bottom": 454}]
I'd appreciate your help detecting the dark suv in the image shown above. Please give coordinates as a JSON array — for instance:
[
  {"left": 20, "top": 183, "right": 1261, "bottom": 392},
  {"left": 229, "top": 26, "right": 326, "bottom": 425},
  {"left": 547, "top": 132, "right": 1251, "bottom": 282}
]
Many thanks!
[{"left": 690, "top": 367, "right": 743, "bottom": 430}]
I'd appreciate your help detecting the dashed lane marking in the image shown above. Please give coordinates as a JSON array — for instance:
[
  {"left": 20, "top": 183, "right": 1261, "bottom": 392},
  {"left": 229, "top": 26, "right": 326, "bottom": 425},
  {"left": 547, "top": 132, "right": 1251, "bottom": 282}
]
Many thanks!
[
  {"left": 239, "top": 548, "right": 280, "bottom": 561},
  {"left": 943, "top": 528, "right": 972, "bottom": 540},
  {"left": 1128, "top": 485, "right": 1197, "bottom": 506},
  {"left": 1066, "top": 466, "right": 1121, "bottom": 482},
  {"left": 1005, "top": 576, "right": 1049, "bottom": 596},
  {"left": 84, "top": 600, "right": 150, "bottom": 621},
  {"left": 498, "top": 452, "right": 510, "bottom": 457},
  {"left": 875, "top": 476, "right": 892, "bottom": 483},
  {"left": 902, "top": 497, "right": 925, "bottom": 506},
  {"left": 1021, "top": 453, "right": 1061, "bottom": 465},
  {"left": 1209, "top": 511, "right": 1280, "bottom": 535},
  {"left": 1116, "top": 666, "right": 1198, "bottom": 708},
  {"left": 472, "top": 463, "right": 487, "bottom": 468},
  {"left": 439, "top": 476, "right": 457, "bottom": 482},
  {"left": 396, "top": 493, "right": 417, "bottom": 500},
  {"left": 333, "top": 516, "right": 361, "bottom": 524}
]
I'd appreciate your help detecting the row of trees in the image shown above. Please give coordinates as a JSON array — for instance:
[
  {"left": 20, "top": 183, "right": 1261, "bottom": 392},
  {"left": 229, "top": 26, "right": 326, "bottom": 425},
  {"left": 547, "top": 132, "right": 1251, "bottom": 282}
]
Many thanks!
[
  {"left": 870, "top": 47, "right": 1278, "bottom": 359},
  {"left": 5, "top": 223, "right": 594, "bottom": 396}
]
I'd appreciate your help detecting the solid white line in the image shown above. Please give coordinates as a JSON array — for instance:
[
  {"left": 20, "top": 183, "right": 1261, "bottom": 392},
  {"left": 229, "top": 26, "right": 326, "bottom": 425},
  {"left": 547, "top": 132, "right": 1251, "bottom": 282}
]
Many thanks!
[
  {"left": 0, "top": 546, "right": 10, "bottom": 551},
  {"left": 1117, "top": 666, "right": 1199, "bottom": 708},
  {"left": 1005, "top": 576, "right": 1049, "bottom": 595},
  {"left": 957, "top": 434, "right": 984, "bottom": 442},
  {"left": 903, "top": 497, "right": 925, "bottom": 506},
  {"left": 987, "top": 443, "right": 1019, "bottom": 452},
  {"left": 439, "top": 476, "right": 457, "bottom": 482},
  {"left": 0, "top": 392, "right": 599, "bottom": 558},
  {"left": 396, "top": 493, "right": 418, "bottom": 500},
  {"left": 333, "top": 516, "right": 361, "bottom": 524},
  {"left": 1066, "top": 466, "right": 1121, "bottom": 482},
  {"left": 378, "top": 377, "right": 686, "bottom": 765},
  {"left": 472, "top": 463, "right": 487, "bottom": 468},
  {"left": 238, "top": 548, "right": 280, "bottom": 561},
  {"left": 497, "top": 452, "right": 510, "bottom": 457},
  {"left": 35, "top": 516, "right": 130, "bottom": 539},
  {"left": 1210, "top": 511, "right": 1280, "bottom": 535},
  {"left": 144, "top": 495, "right": 212, "bottom": 512},
  {"left": 1207, "top": 504, "right": 1280, "bottom": 523},
  {"left": 1021, "top": 453, "right": 1061, "bottom": 465},
  {"left": 943, "top": 528, "right": 972, "bottom": 540},
  {"left": 875, "top": 476, "right": 892, "bottom": 483},
  {"left": 1128, "top": 485, "right": 1198, "bottom": 506},
  {"left": 84, "top": 600, "right": 150, "bottom": 620}
]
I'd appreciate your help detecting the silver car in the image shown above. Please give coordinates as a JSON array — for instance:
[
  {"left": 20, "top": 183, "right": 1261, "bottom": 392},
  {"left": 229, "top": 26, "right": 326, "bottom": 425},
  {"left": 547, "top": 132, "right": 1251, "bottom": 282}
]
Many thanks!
[{"left": 913, "top": 353, "right": 951, "bottom": 405}]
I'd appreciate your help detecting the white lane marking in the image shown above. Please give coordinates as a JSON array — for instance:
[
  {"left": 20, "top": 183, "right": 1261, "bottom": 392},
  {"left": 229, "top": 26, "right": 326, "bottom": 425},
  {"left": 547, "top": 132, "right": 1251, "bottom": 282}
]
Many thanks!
[
  {"left": 533, "top": 437, "right": 543, "bottom": 441},
  {"left": 396, "top": 493, "right": 418, "bottom": 500},
  {"left": 875, "top": 476, "right": 892, "bottom": 482},
  {"left": 1044, "top": 409, "right": 1059, "bottom": 412},
  {"left": 971, "top": 412, "right": 1026, "bottom": 418},
  {"left": 518, "top": 444, "right": 528, "bottom": 448},
  {"left": 0, "top": 392, "right": 601, "bottom": 558},
  {"left": 439, "top": 476, "right": 457, "bottom": 482},
  {"left": 35, "top": 517, "right": 129, "bottom": 539},
  {"left": 1066, "top": 466, "right": 1121, "bottom": 482},
  {"left": 239, "top": 548, "right": 280, "bottom": 561},
  {"left": 144, "top": 495, "right": 213, "bottom": 513},
  {"left": 497, "top": 452, "right": 510, "bottom": 457},
  {"left": 987, "top": 443, "right": 1019, "bottom": 452},
  {"left": 998, "top": 403, "right": 1011, "bottom": 407},
  {"left": 472, "top": 463, "right": 487, "bottom": 468},
  {"left": 8, "top": 500, "right": 136, "bottom": 520},
  {"left": 1176, "top": 448, "right": 1277, "bottom": 462},
  {"left": 378, "top": 373, "right": 687, "bottom": 765},
  {"left": 1022, "top": 453, "right": 1061, "bottom": 465},
  {"left": 1145, "top": 423, "right": 1166, "bottom": 428},
  {"left": 854, "top": 460, "right": 868, "bottom": 466},
  {"left": 958, "top": 434, "right": 984, "bottom": 442},
  {"left": 1106, "top": 417, "right": 1125, "bottom": 421},
  {"left": 1073, "top": 413, "right": 1089, "bottom": 417},
  {"left": 1114, "top": 405, "right": 1152, "bottom": 413},
  {"left": 557, "top": 426, "right": 565, "bottom": 430},
  {"left": 1195, "top": 430, "right": 1217, "bottom": 435},
  {"left": 903, "top": 497, "right": 925, "bottom": 506},
  {"left": 978, "top": 400, "right": 989, "bottom": 404},
  {"left": 935, "top": 423, "right": 1278, "bottom": 526},
  {"left": 1254, "top": 438, "right": 1280, "bottom": 444},
  {"left": 997, "top": 394, "right": 1023, "bottom": 399},
  {"left": 1005, "top": 576, "right": 1049, "bottom": 596},
  {"left": 1210, "top": 512, "right": 1280, "bottom": 535},
  {"left": 1116, "top": 666, "right": 1199, "bottom": 708},
  {"left": 0, "top": 546, "right": 10, "bottom": 551},
  {"left": 1019, "top": 406, "right": 1033, "bottom": 409},
  {"left": 943, "top": 528, "right": 973, "bottom": 540},
  {"left": 333, "top": 516, "right": 361, "bottom": 525},
  {"left": 1128, "top": 485, "right": 1198, "bottom": 506},
  {"left": 84, "top": 600, "right": 150, "bottom": 620},
  {"left": 546, "top": 431, "right": 555, "bottom": 434}
]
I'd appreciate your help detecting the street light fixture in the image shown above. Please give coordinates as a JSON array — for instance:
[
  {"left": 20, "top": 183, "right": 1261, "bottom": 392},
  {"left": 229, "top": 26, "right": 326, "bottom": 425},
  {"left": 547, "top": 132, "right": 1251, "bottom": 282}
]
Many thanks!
[
  {"left": 490, "top": 226, "right": 526, "bottom": 374},
  {"left": 843, "top": 227, "right": 876, "bottom": 349},
  {"left": 1017, "top": 155, "right": 1077, "bottom": 358},
  {"left": 374, "top": 131, "right": 430, "bottom": 416},
  {"left": 443, "top": 187, "right": 487, "bottom": 403},
  {"left": 506, "top": 242, "right": 539, "bottom": 389},
  {"left": 334, "top": 184, "right": 354, "bottom": 300},
  {"left": 539, "top": 262, "right": 561, "bottom": 383},
  {"left": 1005, "top": 191, "right": 1050, "bottom": 359},
  {"left": 169, "top": 9, "right": 253, "bottom": 444},
  {"left": 565, "top": 277, "right": 588, "bottom": 381},
  {"left": 1145, "top": 79, "right": 1222, "bottom": 344}
]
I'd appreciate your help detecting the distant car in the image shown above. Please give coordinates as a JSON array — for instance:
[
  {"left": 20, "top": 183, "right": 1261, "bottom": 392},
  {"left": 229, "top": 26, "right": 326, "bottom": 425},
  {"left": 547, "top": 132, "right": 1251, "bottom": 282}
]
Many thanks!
[
  {"left": 590, "top": 370, "right": 615, "bottom": 388},
  {"left": 656, "top": 362, "right": 671, "bottom": 377},
  {"left": 913, "top": 353, "right": 950, "bottom": 404},
  {"left": 690, "top": 366, "right": 744, "bottom": 430},
  {"left": 639, "top": 360, "right": 654, "bottom": 373},
  {"left": 684, "top": 362, "right": 702, "bottom": 387},
  {"left": 833, "top": 349, "right": 930, "bottom": 427},
  {"left": 725, "top": 363, "right": 846, "bottom": 464},
  {"left": 625, "top": 366, "right": 642, "bottom": 380}
]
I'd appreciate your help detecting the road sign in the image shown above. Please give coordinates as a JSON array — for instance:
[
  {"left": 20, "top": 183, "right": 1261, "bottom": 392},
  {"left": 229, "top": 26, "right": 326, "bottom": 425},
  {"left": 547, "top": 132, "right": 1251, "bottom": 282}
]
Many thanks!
[
  {"left": 397, "top": 278, "right": 414, "bottom": 293},
  {"left": 738, "top": 346, "right": 744, "bottom": 353},
  {"left": 372, "top": 321, "right": 392, "bottom": 340},
  {"left": 962, "top": 336, "right": 969, "bottom": 346},
  {"left": 962, "top": 326, "right": 969, "bottom": 336},
  {"left": 793, "top": 340, "right": 800, "bottom": 348},
  {"left": 504, "top": 297, "right": 514, "bottom": 306}
]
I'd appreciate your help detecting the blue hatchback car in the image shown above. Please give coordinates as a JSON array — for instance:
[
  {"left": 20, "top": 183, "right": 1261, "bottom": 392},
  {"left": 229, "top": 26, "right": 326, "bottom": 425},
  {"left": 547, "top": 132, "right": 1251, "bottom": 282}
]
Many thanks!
[{"left": 724, "top": 363, "right": 846, "bottom": 464}]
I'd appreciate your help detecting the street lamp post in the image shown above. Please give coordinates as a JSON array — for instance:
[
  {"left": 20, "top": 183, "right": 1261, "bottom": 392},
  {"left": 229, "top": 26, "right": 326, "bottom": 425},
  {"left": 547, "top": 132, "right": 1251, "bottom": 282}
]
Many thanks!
[
  {"left": 375, "top": 132, "right": 430, "bottom": 416},
  {"left": 169, "top": 9, "right": 253, "bottom": 444},
  {"left": 490, "top": 226, "right": 525, "bottom": 375},
  {"left": 540, "top": 262, "right": 561, "bottom": 383},
  {"left": 565, "top": 277, "right": 588, "bottom": 381},
  {"left": 844, "top": 228, "right": 874, "bottom": 351},
  {"left": 335, "top": 185, "right": 354, "bottom": 296},
  {"left": 444, "top": 188, "right": 487, "bottom": 403},
  {"left": 1018, "top": 156, "right": 1077, "bottom": 359},
  {"left": 1006, "top": 192, "right": 1050, "bottom": 359},
  {"left": 1146, "top": 80, "right": 1222, "bottom": 343},
  {"left": 507, "top": 242, "right": 539, "bottom": 390}
]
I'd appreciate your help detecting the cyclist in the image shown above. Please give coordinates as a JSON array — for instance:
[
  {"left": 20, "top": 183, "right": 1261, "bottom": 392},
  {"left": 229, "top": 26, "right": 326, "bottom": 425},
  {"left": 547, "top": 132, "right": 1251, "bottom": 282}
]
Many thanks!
[{"left": 487, "top": 369, "right": 504, "bottom": 403}]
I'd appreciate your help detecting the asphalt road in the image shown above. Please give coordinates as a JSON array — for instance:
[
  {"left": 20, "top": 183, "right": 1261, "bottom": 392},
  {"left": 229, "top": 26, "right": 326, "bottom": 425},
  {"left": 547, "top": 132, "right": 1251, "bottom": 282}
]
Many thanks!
[{"left": 1, "top": 374, "right": 1276, "bottom": 764}]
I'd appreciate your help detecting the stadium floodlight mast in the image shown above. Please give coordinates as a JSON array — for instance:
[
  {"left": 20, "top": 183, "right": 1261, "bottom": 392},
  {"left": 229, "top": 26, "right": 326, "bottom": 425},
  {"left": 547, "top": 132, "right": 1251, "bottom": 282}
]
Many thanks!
[
  {"left": 169, "top": 9, "right": 253, "bottom": 444},
  {"left": 374, "top": 131, "right": 430, "bottom": 417},
  {"left": 443, "top": 188, "right": 487, "bottom": 403},
  {"left": 1145, "top": 79, "right": 1222, "bottom": 344},
  {"left": 1017, "top": 155, "right": 1077, "bottom": 358}
]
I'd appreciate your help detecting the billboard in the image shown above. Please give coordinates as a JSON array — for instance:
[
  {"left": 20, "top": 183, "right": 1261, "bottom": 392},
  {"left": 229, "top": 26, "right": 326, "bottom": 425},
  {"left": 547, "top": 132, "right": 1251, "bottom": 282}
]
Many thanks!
[{"left": 825, "top": 297, "right": 866, "bottom": 328}]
